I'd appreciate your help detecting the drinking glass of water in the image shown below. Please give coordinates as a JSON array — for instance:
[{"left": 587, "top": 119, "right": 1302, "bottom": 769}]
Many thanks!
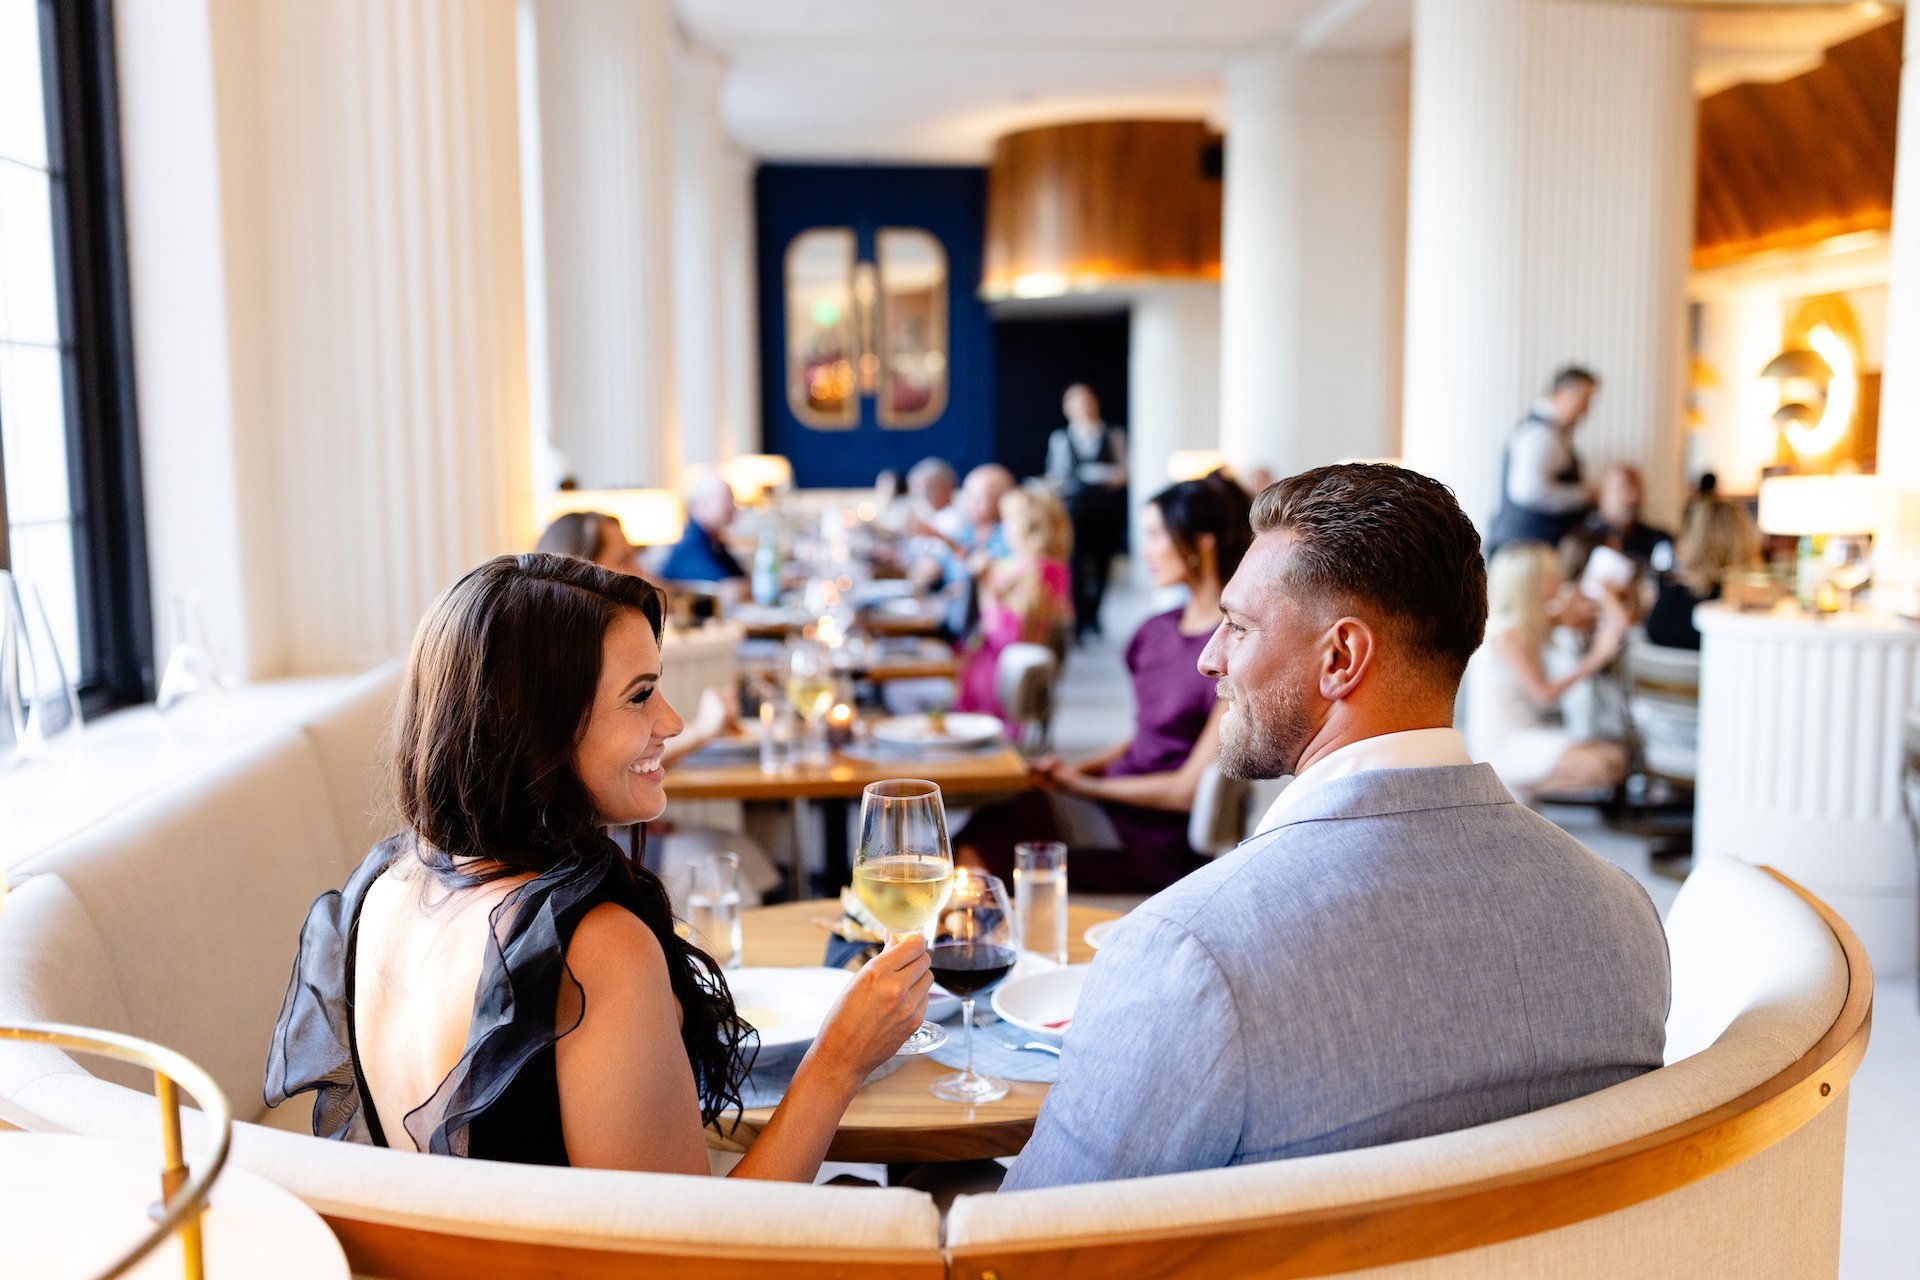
[
  {"left": 1014, "top": 841, "right": 1068, "bottom": 966},
  {"left": 687, "top": 851, "right": 743, "bottom": 969}
]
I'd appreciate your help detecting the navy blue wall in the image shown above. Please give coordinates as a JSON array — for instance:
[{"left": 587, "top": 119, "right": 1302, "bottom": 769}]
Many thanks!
[{"left": 756, "top": 164, "right": 993, "bottom": 488}]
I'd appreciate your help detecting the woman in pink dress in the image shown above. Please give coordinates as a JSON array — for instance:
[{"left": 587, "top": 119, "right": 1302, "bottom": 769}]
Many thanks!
[{"left": 954, "top": 485, "right": 1071, "bottom": 721}]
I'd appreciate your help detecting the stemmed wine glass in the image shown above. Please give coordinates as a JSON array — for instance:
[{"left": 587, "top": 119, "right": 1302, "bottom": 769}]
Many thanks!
[
  {"left": 852, "top": 779, "right": 955, "bottom": 1054},
  {"left": 787, "top": 641, "right": 835, "bottom": 765},
  {"left": 1829, "top": 536, "right": 1873, "bottom": 611},
  {"left": 928, "top": 870, "right": 1016, "bottom": 1104}
]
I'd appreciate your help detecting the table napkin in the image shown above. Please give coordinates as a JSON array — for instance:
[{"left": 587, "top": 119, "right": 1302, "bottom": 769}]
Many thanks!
[
  {"left": 925, "top": 1013, "right": 1061, "bottom": 1084},
  {"left": 736, "top": 1044, "right": 910, "bottom": 1110}
]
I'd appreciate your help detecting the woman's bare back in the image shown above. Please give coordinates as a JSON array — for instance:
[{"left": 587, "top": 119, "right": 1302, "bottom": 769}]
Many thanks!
[{"left": 350, "top": 861, "right": 533, "bottom": 1149}]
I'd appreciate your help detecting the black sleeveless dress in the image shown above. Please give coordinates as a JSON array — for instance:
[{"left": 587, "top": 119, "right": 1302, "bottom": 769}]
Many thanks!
[{"left": 264, "top": 836, "right": 628, "bottom": 1165}]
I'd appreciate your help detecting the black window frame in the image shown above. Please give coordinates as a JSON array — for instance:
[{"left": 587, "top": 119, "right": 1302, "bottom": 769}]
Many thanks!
[{"left": 0, "top": 0, "right": 152, "bottom": 716}]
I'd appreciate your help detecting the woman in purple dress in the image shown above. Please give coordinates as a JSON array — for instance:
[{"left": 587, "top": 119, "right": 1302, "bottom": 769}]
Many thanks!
[{"left": 955, "top": 472, "right": 1252, "bottom": 893}]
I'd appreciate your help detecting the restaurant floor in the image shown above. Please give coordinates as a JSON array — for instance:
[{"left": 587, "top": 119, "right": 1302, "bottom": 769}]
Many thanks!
[{"left": 1056, "top": 573, "right": 1918, "bottom": 1276}]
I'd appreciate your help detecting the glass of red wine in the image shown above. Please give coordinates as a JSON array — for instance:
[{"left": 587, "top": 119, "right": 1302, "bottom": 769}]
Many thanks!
[{"left": 928, "top": 869, "right": 1016, "bottom": 1104}]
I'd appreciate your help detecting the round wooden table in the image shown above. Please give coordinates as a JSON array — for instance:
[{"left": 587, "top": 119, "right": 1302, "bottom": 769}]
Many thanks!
[{"left": 711, "top": 898, "right": 1116, "bottom": 1162}]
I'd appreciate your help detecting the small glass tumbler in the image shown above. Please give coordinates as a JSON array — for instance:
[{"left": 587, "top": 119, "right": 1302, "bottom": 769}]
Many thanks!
[
  {"left": 687, "top": 851, "right": 743, "bottom": 969},
  {"left": 1013, "top": 841, "right": 1069, "bottom": 966}
]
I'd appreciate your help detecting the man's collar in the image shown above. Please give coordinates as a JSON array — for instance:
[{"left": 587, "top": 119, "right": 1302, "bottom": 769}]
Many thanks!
[{"left": 1253, "top": 728, "right": 1473, "bottom": 836}]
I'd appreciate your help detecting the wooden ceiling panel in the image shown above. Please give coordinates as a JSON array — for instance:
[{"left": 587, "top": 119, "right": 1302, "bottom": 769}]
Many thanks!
[{"left": 1695, "top": 18, "right": 1902, "bottom": 269}]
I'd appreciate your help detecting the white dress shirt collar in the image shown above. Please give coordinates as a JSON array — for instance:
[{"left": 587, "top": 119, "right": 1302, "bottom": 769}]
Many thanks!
[{"left": 1253, "top": 728, "right": 1472, "bottom": 836}]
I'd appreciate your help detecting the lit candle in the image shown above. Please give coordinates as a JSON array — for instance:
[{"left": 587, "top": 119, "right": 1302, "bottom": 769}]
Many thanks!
[{"left": 827, "top": 701, "right": 855, "bottom": 748}]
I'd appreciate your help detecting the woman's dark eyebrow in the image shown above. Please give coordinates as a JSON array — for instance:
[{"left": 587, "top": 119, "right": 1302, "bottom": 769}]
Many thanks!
[{"left": 619, "top": 672, "right": 661, "bottom": 697}]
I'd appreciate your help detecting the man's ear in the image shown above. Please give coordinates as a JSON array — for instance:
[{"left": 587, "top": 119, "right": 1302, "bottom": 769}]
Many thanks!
[{"left": 1319, "top": 617, "right": 1377, "bottom": 702}]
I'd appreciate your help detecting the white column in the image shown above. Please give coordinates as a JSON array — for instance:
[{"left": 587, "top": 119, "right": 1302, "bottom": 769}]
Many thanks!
[
  {"left": 1129, "top": 284, "right": 1223, "bottom": 550},
  {"left": 525, "top": 0, "right": 678, "bottom": 489},
  {"left": 1401, "top": 0, "right": 1695, "bottom": 530},
  {"left": 1878, "top": 11, "right": 1920, "bottom": 489},
  {"left": 119, "top": 0, "right": 530, "bottom": 676},
  {"left": 673, "top": 48, "right": 759, "bottom": 470},
  {"left": 1218, "top": 49, "right": 1407, "bottom": 482},
  {"left": 257, "top": 0, "right": 531, "bottom": 671},
  {"left": 715, "top": 147, "right": 762, "bottom": 465}
]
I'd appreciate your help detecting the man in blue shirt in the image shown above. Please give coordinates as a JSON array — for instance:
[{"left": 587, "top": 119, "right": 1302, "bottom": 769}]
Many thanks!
[{"left": 660, "top": 470, "right": 747, "bottom": 585}]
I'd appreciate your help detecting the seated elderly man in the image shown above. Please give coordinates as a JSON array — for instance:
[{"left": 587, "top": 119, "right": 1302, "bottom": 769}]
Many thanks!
[
  {"left": 1003, "top": 463, "right": 1669, "bottom": 1190},
  {"left": 660, "top": 468, "right": 747, "bottom": 586}
]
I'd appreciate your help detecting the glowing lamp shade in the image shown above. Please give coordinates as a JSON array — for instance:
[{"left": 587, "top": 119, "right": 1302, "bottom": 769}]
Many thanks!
[
  {"left": 1756, "top": 475, "right": 1890, "bottom": 538},
  {"left": 722, "top": 454, "right": 795, "bottom": 503},
  {"left": 544, "top": 488, "right": 686, "bottom": 547},
  {"left": 1167, "top": 450, "right": 1228, "bottom": 482}
]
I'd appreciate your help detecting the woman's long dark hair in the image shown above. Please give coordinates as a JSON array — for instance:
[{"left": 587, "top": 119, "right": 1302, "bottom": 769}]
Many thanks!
[
  {"left": 1149, "top": 471, "right": 1254, "bottom": 583},
  {"left": 392, "top": 552, "right": 749, "bottom": 1125}
]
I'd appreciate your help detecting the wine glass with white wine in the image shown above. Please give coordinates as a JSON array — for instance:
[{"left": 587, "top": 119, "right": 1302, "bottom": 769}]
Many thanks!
[{"left": 852, "top": 778, "right": 956, "bottom": 1054}]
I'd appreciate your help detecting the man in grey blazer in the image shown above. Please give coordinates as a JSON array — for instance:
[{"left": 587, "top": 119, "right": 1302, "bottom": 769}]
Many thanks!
[{"left": 1004, "top": 463, "right": 1669, "bottom": 1190}]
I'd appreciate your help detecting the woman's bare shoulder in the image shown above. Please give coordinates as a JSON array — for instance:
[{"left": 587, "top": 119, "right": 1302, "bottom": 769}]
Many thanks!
[{"left": 567, "top": 901, "right": 669, "bottom": 985}]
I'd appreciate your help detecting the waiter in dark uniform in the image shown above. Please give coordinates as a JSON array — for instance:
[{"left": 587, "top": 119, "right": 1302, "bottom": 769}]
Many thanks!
[
  {"left": 1485, "top": 365, "right": 1599, "bottom": 556},
  {"left": 1045, "top": 383, "right": 1128, "bottom": 643}
]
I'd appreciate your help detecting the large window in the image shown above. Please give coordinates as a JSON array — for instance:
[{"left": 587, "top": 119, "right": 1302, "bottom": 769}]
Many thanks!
[{"left": 0, "top": 0, "right": 148, "bottom": 713}]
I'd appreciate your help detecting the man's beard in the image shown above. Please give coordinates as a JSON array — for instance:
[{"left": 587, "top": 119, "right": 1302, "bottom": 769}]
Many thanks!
[{"left": 1217, "top": 679, "right": 1312, "bottom": 781}]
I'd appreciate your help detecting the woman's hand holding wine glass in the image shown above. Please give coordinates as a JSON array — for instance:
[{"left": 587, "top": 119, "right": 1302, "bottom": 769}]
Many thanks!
[
  {"left": 852, "top": 779, "right": 957, "bottom": 1054},
  {"left": 809, "top": 934, "right": 934, "bottom": 1087}
]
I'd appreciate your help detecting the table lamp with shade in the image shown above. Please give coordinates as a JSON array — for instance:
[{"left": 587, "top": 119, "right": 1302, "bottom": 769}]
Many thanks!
[
  {"left": 542, "top": 488, "right": 686, "bottom": 550},
  {"left": 1757, "top": 474, "right": 1892, "bottom": 612},
  {"left": 1166, "top": 450, "right": 1227, "bottom": 483},
  {"left": 722, "top": 455, "right": 795, "bottom": 507}
]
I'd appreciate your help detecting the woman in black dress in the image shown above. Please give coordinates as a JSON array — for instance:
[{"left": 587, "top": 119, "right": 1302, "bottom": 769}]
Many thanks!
[{"left": 266, "top": 553, "right": 929, "bottom": 1176}]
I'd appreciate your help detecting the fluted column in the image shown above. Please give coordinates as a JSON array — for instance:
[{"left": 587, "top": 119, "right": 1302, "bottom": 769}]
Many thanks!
[
  {"left": 1878, "top": 12, "right": 1920, "bottom": 489},
  {"left": 1129, "top": 284, "right": 1223, "bottom": 549},
  {"left": 525, "top": 0, "right": 678, "bottom": 489},
  {"left": 1401, "top": 0, "right": 1695, "bottom": 530},
  {"left": 256, "top": 0, "right": 531, "bottom": 672},
  {"left": 674, "top": 49, "right": 759, "bottom": 469},
  {"left": 1218, "top": 49, "right": 1407, "bottom": 480}
]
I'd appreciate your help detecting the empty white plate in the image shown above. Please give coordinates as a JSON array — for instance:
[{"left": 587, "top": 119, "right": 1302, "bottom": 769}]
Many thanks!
[{"left": 991, "top": 964, "right": 1092, "bottom": 1042}]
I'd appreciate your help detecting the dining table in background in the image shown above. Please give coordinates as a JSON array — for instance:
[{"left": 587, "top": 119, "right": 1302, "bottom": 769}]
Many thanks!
[
  {"left": 728, "top": 597, "right": 951, "bottom": 641},
  {"left": 737, "top": 636, "right": 961, "bottom": 687},
  {"left": 667, "top": 743, "right": 1031, "bottom": 896},
  {"left": 707, "top": 899, "right": 1116, "bottom": 1163}
]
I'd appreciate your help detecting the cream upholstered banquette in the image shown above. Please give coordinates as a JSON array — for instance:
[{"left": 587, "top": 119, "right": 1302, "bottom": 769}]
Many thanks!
[{"left": 0, "top": 663, "right": 1869, "bottom": 1279}]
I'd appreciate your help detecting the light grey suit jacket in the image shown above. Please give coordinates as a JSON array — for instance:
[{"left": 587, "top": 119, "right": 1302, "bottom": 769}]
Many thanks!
[{"left": 1002, "top": 764, "right": 1670, "bottom": 1190}]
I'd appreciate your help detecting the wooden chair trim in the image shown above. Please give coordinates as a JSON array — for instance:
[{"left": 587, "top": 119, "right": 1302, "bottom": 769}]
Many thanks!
[
  {"left": 322, "top": 1215, "right": 946, "bottom": 1280},
  {"left": 945, "top": 867, "right": 1872, "bottom": 1280}
]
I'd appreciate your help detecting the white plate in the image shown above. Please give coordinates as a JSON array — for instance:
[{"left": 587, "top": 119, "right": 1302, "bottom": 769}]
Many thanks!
[
  {"left": 991, "top": 964, "right": 1092, "bottom": 1042},
  {"left": 1083, "top": 919, "right": 1119, "bottom": 950},
  {"left": 728, "top": 967, "right": 852, "bottom": 1050},
  {"left": 871, "top": 712, "right": 1003, "bottom": 749},
  {"left": 927, "top": 988, "right": 962, "bottom": 1023}
]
